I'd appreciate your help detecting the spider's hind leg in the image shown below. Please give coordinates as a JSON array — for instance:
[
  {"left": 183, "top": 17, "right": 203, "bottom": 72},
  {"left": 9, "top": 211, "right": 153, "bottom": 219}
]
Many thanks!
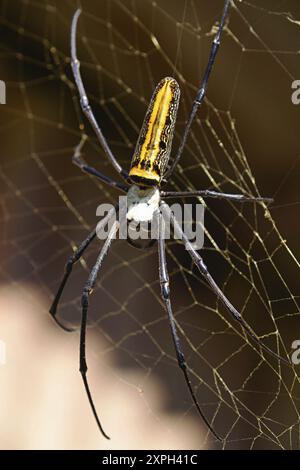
[
  {"left": 49, "top": 228, "right": 97, "bottom": 332},
  {"left": 72, "top": 135, "right": 129, "bottom": 193},
  {"left": 79, "top": 219, "right": 119, "bottom": 440},
  {"left": 157, "top": 208, "right": 222, "bottom": 441},
  {"left": 163, "top": 202, "right": 290, "bottom": 367},
  {"left": 163, "top": 0, "right": 232, "bottom": 181},
  {"left": 49, "top": 205, "right": 117, "bottom": 332}
]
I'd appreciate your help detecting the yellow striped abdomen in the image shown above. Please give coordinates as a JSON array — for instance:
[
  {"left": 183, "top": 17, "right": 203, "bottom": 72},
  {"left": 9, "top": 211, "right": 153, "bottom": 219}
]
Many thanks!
[{"left": 129, "top": 77, "right": 180, "bottom": 187}]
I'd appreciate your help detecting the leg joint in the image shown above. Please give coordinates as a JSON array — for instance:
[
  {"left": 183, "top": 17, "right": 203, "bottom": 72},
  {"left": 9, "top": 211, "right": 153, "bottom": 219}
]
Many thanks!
[
  {"left": 65, "top": 258, "right": 74, "bottom": 273},
  {"left": 80, "top": 96, "right": 90, "bottom": 112},
  {"left": 195, "top": 88, "right": 205, "bottom": 105}
]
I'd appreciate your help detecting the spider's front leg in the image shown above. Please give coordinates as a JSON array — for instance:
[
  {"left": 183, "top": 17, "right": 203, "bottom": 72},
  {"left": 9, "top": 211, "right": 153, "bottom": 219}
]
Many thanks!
[
  {"left": 49, "top": 227, "right": 97, "bottom": 332},
  {"left": 163, "top": 0, "right": 232, "bottom": 180}
]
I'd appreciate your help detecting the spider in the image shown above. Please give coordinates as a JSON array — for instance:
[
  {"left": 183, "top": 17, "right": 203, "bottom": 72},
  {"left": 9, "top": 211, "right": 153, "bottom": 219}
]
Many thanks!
[{"left": 50, "top": 2, "right": 289, "bottom": 442}]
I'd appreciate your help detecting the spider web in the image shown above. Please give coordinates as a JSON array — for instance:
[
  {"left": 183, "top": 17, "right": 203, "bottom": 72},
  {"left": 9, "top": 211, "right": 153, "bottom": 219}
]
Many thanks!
[{"left": 1, "top": 0, "right": 300, "bottom": 449}]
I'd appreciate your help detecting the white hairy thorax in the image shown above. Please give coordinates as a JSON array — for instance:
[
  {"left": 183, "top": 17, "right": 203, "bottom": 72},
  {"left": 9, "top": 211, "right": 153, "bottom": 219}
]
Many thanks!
[{"left": 126, "top": 185, "right": 160, "bottom": 223}]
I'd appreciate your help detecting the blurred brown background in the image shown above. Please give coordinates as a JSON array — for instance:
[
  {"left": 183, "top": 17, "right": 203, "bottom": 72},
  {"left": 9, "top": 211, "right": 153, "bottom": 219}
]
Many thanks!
[{"left": 0, "top": 0, "right": 300, "bottom": 449}]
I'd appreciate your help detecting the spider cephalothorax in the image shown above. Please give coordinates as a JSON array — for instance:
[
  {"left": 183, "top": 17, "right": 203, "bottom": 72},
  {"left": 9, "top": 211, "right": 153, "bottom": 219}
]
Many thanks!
[
  {"left": 50, "top": 2, "right": 290, "bottom": 443},
  {"left": 129, "top": 77, "right": 180, "bottom": 187},
  {"left": 126, "top": 185, "right": 160, "bottom": 223}
]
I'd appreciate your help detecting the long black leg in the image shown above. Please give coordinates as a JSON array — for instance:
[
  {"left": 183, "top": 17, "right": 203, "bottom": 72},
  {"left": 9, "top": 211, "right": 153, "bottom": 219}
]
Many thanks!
[
  {"left": 49, "top": 206, "right": 116, "bottom": 332},
  {"left": 71, "top": 9, "right": 129, "bottom": 181},
  {"left": 163, "top": 0, "right": 231, "bottom": 181},
  {"left": 161, "top": 190, "right": 273, "bottom": 204},
  {"left": 157, "top": 210, "right": 222, "bottom": 441},
  {"left": 80, "top": 220, "right": 119, "bottom": 440},
  {"left": 72, "top": 135, "right": 129, "bottom": 193},
  {"left": 161, "top": 202, "right": 291, "bottom": 367}
]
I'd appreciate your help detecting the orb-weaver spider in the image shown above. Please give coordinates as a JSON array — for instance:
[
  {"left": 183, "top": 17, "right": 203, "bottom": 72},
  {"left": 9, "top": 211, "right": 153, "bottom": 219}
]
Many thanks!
[{"left": 50, "top": 2, "right": 289, "bottom": 442}]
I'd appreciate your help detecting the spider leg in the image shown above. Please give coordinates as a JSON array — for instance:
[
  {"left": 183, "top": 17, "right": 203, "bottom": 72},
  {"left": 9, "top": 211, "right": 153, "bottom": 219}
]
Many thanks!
[
  {"left": 72, "top": 135, "right": 129, "bottom": 193},
  {"left": 163, "top": 0, "right": 232, "bottom": 182},
  {"left": 49, "top": 206, "right": 117, "bottom": 332},
  {"left": 71, "top": 9, "right": 129, "bottom": 181},
  {"left": 162, "top": 202, "right": 291, "bottom": 367},
  {"left": 161, "top": 190, "right": 273, "bottom": 204},
  {"left": 157, "top": 210, "right": 222, "bottom": 441},
  {"left": 80, "top": 219, "right": 119, "bottom": 440}
]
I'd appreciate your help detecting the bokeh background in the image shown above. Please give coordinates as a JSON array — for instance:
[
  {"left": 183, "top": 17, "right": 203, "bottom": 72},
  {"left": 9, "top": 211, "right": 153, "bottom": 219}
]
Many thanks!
[{"left": 0, "top": 0, "right": 300, "bottom": 449}]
